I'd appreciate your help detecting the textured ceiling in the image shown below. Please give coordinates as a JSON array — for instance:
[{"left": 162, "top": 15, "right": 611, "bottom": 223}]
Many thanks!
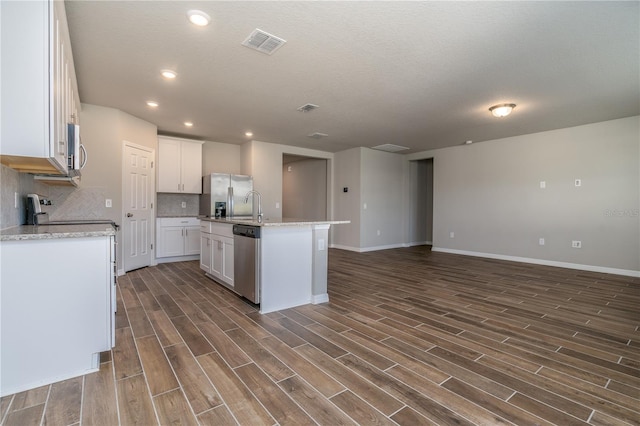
[{"left": 65, "top": 1, "right": 639, "bottom": 154}]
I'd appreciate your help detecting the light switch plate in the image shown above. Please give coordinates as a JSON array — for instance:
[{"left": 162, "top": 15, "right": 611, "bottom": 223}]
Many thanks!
[{"left": 105, "top": 199, "right": 112, "bottom": 208}]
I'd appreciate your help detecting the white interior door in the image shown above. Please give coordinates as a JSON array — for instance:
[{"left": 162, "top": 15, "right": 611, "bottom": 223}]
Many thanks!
[{"left": 123, "top": 142, "right": 154, "bottom": 272}]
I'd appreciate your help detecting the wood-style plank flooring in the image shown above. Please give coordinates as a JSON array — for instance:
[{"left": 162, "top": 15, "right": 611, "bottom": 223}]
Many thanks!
[{"left": 1, "top": 246, "right": 639, "bottom": 425}]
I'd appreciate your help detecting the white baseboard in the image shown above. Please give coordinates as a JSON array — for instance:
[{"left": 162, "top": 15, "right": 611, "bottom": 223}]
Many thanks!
[
  {"left": 311, "top": 293, "right": 329, "bottom": 304},
  {"left": 155, "top": 254, "right": 200, "bottom": 264},
  {"left": 431, "top": 247, "right": 640, "bottom": 278},
  {"left": 330, "top": 242, "right": 433, "bottom": 253},
  {"left": 330, "top": 243, "right": 408, "bottom": 253}
]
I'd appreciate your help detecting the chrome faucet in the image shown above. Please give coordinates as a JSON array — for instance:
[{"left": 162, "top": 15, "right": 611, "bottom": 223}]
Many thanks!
[{"left": 244, "top": 190, "right": 263, "bottom": 223}]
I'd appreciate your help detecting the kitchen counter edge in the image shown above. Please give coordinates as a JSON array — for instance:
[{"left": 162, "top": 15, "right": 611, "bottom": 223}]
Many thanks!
[
  {"left": 1, "top": 224, "right": 117, "bottom": 241},
  {"left": 199, "top": 217, "right": 350, "bottom": 227}
]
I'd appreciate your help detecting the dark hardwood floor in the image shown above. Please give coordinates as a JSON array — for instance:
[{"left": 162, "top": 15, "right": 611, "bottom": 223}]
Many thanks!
[{"left": 1, "top": 246, "right": 639, "bottom": 425}]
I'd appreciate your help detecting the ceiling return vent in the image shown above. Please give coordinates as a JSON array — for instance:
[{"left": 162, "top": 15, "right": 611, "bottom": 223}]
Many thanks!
[
  {"left": 242, "top": 29, "right": 286, "bottom": 55},
  {"left": 371, "top": 144, "right": 410, "bottom": 153}
]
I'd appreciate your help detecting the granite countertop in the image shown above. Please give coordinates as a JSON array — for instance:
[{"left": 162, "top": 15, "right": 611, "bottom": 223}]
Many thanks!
[
  {"left": 200, "top": 217, "right": 350, "bottom": 227},
  {"left": 0, "top": 224, "right": 117, "bottom": 241}
]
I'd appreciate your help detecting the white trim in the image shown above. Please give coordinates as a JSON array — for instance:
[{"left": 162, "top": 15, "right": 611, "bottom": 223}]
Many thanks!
[
  {"left": 311, "top": 293, "right": 329, "bottom": 304},
  {"left": 431, "top": 247, "right": 640, "bottom": 278},
  {"left": 330, "top": 242, "right": 408, "bottom": 253},
  {"left": 155, "top": 255, "right": 200, "bottom": 264}
]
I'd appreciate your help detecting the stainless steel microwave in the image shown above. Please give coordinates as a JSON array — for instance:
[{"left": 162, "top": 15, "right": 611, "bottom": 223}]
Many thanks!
[{"left": 68, "top": 123, "right": 86, "bottom": 172}]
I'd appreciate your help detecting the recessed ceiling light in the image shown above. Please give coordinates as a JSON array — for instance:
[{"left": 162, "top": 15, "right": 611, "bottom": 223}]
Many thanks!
[
  {"left": 465, "top": 140, "right": 473, "bottom": 145},
  {"left": 146, "top": 101, "right": 159, "bottom": 108},
  {"left": 161, "top": 69, "right": 177, "bottom": 79},
  {"left": 184, "top": 122, "right": 193, "bottom": 127},
  {"left": 187, "top": 10, "right": 210, "bottom": 26},
  {"left": 245, "top": 131, "right": 253, "bottom": 137},
  {"left": 489, "top": 103, "right": 516, "bottom": 118}
]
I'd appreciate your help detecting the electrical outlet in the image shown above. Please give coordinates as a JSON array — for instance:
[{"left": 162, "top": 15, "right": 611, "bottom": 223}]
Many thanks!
[
  {"left": 363, "top": 203, "right": 367, "bottom": 210},
  {"left": 105, "top": 199, "right": 112, "bottom": 208},
  {"left": 540, "top": 181, "right": 546, "bottom": 189},
  {"left": 318, "top": 239, "right": 325, "bottom": 251},
  {"left": 572, "top": 240, "right": 582, "bottom": 249},
  {"left": 449, "top": 231, "right": 455, "bottom": 238},
  {"left": 575, "top": 179, "right": 581, "bottom": 187},
  {"left": 377, "top": 230, "right": 381, "bottom": 236},
  {"left": 276, "top": 202, "right": 280, "bottom": 209},
  {"left": 181, "top": 201, "right": 187, "bottom": 208},
  {"left": 539, "top": 238, "right": 545, "bottom": 246}
]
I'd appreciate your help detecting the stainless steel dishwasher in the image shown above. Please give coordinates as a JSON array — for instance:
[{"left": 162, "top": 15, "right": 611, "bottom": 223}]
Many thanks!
[{"left": 233, "top": 224, "right": 261, "bottom": 304}]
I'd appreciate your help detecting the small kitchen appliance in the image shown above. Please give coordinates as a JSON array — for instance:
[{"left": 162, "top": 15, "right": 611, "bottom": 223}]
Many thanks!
[{"left": 26, "top": 194, "right": 51, "bottom": 225}]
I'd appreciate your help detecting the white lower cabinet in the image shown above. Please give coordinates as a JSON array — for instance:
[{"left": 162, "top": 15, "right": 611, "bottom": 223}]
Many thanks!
[
  {"left": 200, "top": 221, "right": 234, "bottom": 287},
  {"left": 156, "top": 217, "right": 200, "bottom": 260},
  {"left": 0, "top": 235, "right": 115, "bottom": 396}
]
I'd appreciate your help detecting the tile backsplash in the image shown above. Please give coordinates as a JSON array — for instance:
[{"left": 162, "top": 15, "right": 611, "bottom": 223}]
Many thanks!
[{"left": 157, "top": 193, "right": 200, "bottom": 217}]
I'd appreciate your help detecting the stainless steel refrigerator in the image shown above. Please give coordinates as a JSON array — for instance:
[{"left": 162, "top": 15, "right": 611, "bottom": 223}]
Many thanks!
[{"left": 200, "top": 173, "right": 253, "bottom": 218}]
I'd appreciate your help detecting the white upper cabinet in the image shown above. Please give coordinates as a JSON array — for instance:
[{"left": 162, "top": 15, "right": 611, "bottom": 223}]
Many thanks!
[
  {"left": 157, "top": 136, "right": 203, "bottom": 193},
  {"left": 0, "top": 0, "right": 80, "bottom": 175}
]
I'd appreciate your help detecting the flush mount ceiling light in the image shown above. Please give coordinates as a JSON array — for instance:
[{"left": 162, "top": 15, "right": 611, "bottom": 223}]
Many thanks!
[
  {"left": 308, "top": 132, "right": 328, "bottom": 139},
  {"left": 184, "top": 121, "right": 193, "bottom": 127},
  {"left": 371, "top": 144, "right": 410, "bottom": 153},
  {"left": 297, "top": 103, "right": 319, "bottom": 113},
  {"left": 161, "top": 69, "right": 177, "bottom": 79},
  {"left": 489, "top": 103, "right": 516, "bottom": 118},
  {"left": 245, "top": 131, "right": 253, "bottom": 137},
  {"left": 146, "top": 101, "right": 159, "bottom": 108},
  {"left": 187, "top": 10, "right": 210, "bottom": 26}
]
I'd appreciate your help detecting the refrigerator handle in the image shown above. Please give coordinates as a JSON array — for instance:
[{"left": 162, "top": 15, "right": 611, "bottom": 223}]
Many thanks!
[{"left": 228, "top": 186, "right": 233, "bottom": 218}]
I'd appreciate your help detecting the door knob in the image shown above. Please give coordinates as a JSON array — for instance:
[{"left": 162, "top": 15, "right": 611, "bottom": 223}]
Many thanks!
[{"left": 126, "top": 213, "right": 133, "bottom": 217}]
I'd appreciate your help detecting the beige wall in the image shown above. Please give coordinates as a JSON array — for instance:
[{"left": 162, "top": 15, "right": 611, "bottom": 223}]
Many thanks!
[
  {"left": 360, "top": 148, "right": 406, "bottom": 249},
  {"left": 242, "top": 140, "right": 333, "bottom": 221},
  {"left": 202, "top": 141, "right": 242, "bottom": 175},
  {"left": 332, "top": 148, "right": 362, "bottom": 249},
  {"left": 408, "top": 116, "right": 640, "bottom": 274},
  {"left": 80, "top": 104, "right": 158, "bottom": 271},
  {"left": 282, "top": 157, "right": 327, "bottom": 221}
]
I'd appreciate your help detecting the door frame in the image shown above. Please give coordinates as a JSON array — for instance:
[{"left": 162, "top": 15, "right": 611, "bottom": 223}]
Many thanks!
[{"left": 122, "top": 140, "right": 156, "bottom": 273}]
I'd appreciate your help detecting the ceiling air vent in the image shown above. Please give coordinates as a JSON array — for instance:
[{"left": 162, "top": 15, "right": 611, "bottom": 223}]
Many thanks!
[
  {"left": 308, "top": 132, "right": 328, "bottom": 139},
  {"left": 242, "top": 29, "right": 286, "bottom": 55},
  {"left": 297, "top": 103, "right": 319, "bottom": 113},
  {"left": 371, "top": 144, "right": 410, "bottom": 153}
]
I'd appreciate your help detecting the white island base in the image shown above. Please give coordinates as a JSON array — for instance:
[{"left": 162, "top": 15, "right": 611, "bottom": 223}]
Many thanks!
[
  {"left": 261, "top": 225, "right": 316, "bottom": 313},
  {"left": 201, "top": 218, "right": 347, "bottom": 314}
]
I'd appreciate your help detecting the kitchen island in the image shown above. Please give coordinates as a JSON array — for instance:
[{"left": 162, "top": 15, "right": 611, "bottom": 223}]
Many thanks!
[
  {"left": 200, "top": 217, "right": 349, "bottom": 314},
  {"left": 0, "top": 224, "right": 116, "bottom": 396}
]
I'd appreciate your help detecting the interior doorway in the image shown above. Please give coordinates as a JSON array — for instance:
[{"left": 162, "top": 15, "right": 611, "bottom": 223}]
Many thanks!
[
  {"left": 282, "top": 154, "right": 327, "bottom": 221},
  {"left": 408, "top": 158, "right": 433, "bottom": 245}
]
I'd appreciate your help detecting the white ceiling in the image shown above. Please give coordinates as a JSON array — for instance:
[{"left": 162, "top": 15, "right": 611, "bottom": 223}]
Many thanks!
[{"left": 65, "top": 1, "right": 639, "bottom": 154}]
